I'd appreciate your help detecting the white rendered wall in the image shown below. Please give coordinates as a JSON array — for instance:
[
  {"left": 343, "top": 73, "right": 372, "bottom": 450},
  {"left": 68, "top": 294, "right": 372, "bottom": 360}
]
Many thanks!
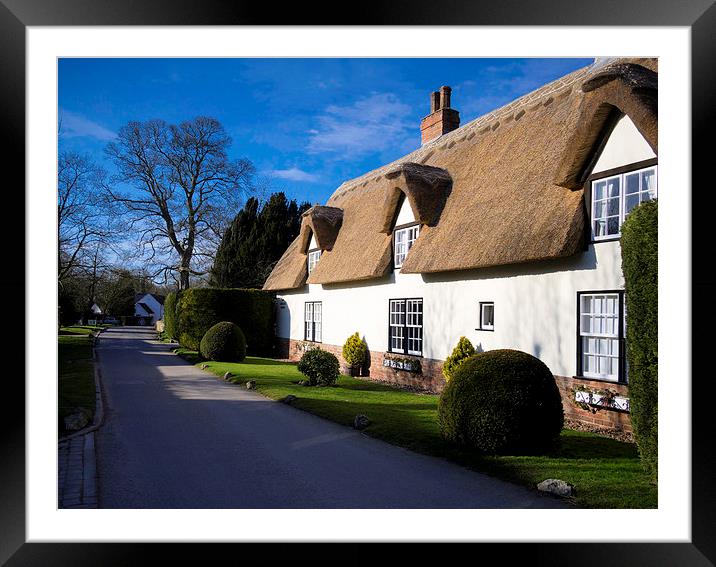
[
  {"left": 276, "top": 241, "right": 623, "bottom": 378},
  {"left": 592, "top": 115, "right": 656, "bottom": 174}
]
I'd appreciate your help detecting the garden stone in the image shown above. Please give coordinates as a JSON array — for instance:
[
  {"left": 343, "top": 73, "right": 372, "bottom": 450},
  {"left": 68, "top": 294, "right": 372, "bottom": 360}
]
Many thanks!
[
  {"left": 353, "top": 415, "right": 370, "bottom": 430},
  {"left": 223, "top": 372, "right": 232, "bottom": 381},
  {"left": 282, "top": 395, "right": 297, "bottom": 404},
  {"left": 64, "top": 409, "right": 90, "bottom": 431},
  {"left": 200, "top": 364, "right": 208, "bottom": 370},
  {"left": 246, "top": 380, "right": 256, "bottom": 390},
  {"left": 537, "top": 479, "right": 574, "bottom": 497}
]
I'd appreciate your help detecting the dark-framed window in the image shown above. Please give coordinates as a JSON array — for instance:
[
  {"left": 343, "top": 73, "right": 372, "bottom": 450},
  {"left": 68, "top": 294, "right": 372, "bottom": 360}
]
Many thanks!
[
  {"left": 577, "top": 290, "right": 626, "bottom": 383},
  {"left": 304, "top": 301, "right": 322, "bottom": 342},
  {"left": 389, "top": 298, "right": 423, "bottom": 356},
  {"left": 393, "top": 222, "right": 420, "bottom": 269},
  {"left": 586, "top": 159, "right": 657, "bottom": 242},
  {"left": 478, "top": 302, "right": 494, "bottom": 331}
]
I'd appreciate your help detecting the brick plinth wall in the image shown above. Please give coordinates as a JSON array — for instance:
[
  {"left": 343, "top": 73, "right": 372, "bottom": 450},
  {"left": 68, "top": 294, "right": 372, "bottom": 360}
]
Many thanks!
[
  {"left": 554, "top": 375, "right": 632, "bottom": 434},
  {"left": 275, "top": 338, "right": 632, "bottom": 433}
]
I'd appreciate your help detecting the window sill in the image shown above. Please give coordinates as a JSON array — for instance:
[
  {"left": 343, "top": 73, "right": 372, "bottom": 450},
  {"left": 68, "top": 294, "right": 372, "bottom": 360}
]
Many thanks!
[
  {"left": 573, "top": 375, "right": 627, "bottom": 386},
  {"left": 474, "top": 328, "right": 494, "bottom": 332}
]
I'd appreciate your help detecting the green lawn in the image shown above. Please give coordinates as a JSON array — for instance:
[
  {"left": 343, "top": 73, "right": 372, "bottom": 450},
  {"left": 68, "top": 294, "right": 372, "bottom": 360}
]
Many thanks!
[
  {"left": 176, "top": 352, "right": 656, "bottom": 509},
  {"left": 58, "top": 327, "right": 98, "bottom": 437}
]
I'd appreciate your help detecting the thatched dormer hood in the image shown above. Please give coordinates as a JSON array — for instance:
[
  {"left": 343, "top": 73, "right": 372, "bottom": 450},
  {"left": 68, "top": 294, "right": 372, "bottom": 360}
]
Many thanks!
[{"left": 263, "top": 57, "right": 657, "bottom": 291}]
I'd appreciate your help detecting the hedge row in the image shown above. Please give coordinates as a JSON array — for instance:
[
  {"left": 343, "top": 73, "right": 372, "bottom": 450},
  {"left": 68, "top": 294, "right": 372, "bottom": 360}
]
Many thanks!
[
  {"left": 621, "top": 199, "right": 658, "bottom": 479},
  {"left": 175, "top": 288, "right": 275, "bottom": 356},
  {"left": 163, "top": 291, "right": 179, "bottom": 340}
]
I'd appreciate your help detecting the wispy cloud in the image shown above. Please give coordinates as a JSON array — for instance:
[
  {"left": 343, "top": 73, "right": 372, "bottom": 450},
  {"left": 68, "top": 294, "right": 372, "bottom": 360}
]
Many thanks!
[
  {"left": 267, "top": 167, "right": 320, "bottom": 183},
  {"left": 306, "top": 93, "right": 413, "bottom": 158},
  {"left": 59, "top": 109, "right": 116, "bottom": 141}
]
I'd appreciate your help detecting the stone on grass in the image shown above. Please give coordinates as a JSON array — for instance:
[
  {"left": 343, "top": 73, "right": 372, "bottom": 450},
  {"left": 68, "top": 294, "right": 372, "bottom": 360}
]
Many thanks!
[
  {"left": 281, "top": 395, "right": 297, "bottom": 404},
  {"left": 64, "top": 409, "right": 90, "bottom": 431},
  {"left": 200, "top": 363, "right": 208, "bottom": 370},
  {"left": 223, "top": 372, "right": 233, "bottom": 381},
  {"left": 246, "top": 380, "right": 256, "bottom": 390},
  {"left": 537, "top": 478, "right": 574, "bottom": 497},
  {"left": 353, "top": 415, "right": 370, "bottom": 430}
]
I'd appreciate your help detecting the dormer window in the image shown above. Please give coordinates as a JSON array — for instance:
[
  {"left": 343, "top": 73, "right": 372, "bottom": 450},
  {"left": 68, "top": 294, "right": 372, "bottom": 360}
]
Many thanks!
[
  {"left": 394, "top": 224, "right": 419, "bottom": 269},
  {"left": 307, "top": 249, "right": 321, "bottom": 274},
  {"left": 590, "top": 164, "right": 657, "bottom": 240}
]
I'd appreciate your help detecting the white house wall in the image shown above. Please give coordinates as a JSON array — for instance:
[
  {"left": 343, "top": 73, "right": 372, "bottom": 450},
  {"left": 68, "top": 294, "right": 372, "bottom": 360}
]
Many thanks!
[
  {"left": 592, "top": 114, "right": 656, "bottom": 174},
  {"left": 276, "top": 240, "right": 623, "bottom": 379}
]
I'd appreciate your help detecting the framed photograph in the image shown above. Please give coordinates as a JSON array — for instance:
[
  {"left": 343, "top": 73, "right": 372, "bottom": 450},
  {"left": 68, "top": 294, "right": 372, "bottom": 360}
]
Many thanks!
[{"left": 5, "top": 0, "right": 713, "bottom": 564}]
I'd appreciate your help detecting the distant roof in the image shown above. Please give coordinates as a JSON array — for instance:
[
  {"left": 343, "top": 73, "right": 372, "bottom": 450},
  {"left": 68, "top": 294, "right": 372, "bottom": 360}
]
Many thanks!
[
  {"left": 264, "top": 57, "right": 657, "bottom": 291},
  {"left": 135, "top": 292, "right": 165, "bottom": 305},
  {"left": 136, "top": 302, "right": 152, "bottom": 315}
]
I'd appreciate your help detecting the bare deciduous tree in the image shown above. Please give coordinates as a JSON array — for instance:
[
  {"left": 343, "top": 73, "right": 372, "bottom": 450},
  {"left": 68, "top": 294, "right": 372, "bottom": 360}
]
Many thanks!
[
  {"left": 58, "top": 152, "right": 112, "bottom": 283},
  {"left": 105, "top": 117, "right": 254, "bottom": 289}
]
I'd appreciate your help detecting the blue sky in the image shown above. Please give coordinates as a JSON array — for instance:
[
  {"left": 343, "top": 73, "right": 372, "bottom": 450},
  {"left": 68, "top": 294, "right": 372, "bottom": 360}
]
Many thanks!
[{"left": 58, "top": 57, "right": 593, "bottom": 205}]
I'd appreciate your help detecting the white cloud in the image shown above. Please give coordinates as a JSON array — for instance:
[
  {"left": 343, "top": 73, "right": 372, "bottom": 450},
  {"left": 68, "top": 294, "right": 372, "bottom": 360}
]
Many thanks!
[
  {"left": 306, "top": 93, "right": 414, "bottom": 158},
  {"left": 59, "top": 109, "right": 116, "bottom": 141},
  {"left": 267, "top": 167, "right": 320, "bottom": 183}
]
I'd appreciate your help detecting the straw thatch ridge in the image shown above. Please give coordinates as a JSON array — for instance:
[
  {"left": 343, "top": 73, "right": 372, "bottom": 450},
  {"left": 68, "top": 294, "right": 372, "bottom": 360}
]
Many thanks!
[
  {"left": 379, "top": 163, "right": 452, "bottom": 233},
  {"left": 263, "top": 57, "right": 657, "bottom": 290},
  {"left": 555, "top": 62, "right": 658, "bottom": 190}
]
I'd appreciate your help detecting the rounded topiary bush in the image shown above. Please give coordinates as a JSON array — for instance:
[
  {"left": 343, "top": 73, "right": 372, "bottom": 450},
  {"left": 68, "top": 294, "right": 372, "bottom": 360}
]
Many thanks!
[
  {"left": 438, "top": 349, "right": 563, "bottom": 454},
  {"left": 297, "top": 348, "right": 340, "bottom": 386},
  {"left": 199, "top": 321, "right": 246, "bottom": 362}
]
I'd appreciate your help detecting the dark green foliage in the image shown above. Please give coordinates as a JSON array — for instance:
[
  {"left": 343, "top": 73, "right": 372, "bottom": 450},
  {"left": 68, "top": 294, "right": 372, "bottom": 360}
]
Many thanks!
[
  {"left": 200, "top": 321, "right": 246, "bottom": 362},
  {"left": 621, "top": 199, "right": 658, "bottom": 479},
  {"left": 163, "top": 292, "right": 179, "bottom": 340},
  {"left": 297, "top": 349, "right": 340, "bottom": 386},
  {"left": 210, "top": 193, "right": 310, "bottom": 289},
  {"left": 438, "top": 349, "right": 564, "bottom": 454},
  {"left": 175, "top": 288, "right": 275, "bottom": 354},
  {"left": 59, "top": 286, "right": 81, "bottom": 326}
]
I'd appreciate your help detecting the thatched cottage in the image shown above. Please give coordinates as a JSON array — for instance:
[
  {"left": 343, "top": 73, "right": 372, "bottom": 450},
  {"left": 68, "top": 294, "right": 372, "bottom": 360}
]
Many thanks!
[{"left": 264, "top": 57, "right": 657, "bottom": 434}]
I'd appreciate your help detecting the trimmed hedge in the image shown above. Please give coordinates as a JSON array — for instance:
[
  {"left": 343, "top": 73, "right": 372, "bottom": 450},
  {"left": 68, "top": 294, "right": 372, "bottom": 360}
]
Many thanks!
[
  {"left": 163, "top": 292, "right": 179, "bottom": 340},
  {"left": 297, "top": 349, "right": 340, "bottom": 386},
  {"left": 176, "top": 288, "right": 275, "bottom": 355},
  {"left": 342, "top": 332, "right": 367, "bottom": 367},
  {"left": 200, "top": 321, "right": 246, "bottom": 362},
  {"left": 621, "top": 199, "right": 658, "bottom": 479},
  {"left": 438, "top": 349, "right": 563, "bottom": 454}
]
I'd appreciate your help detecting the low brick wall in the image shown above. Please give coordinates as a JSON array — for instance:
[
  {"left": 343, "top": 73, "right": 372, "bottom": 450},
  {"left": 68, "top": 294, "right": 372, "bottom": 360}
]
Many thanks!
[
  {"left": 554, "top": 375, "right": 632, "bottom": 434},
  {"left": 275, "top": 337, "right": 632, "bottom": 434}
]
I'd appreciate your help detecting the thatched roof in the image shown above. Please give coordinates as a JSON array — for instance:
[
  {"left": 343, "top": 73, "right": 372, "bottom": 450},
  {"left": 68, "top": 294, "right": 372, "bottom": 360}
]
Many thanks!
[{"left": 264, "top": 57, "right": 657, "bottom": 290}]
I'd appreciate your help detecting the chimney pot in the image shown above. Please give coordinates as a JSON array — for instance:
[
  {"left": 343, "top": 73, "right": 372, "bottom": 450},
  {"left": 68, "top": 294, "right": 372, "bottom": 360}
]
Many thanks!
[
  {"left": 420, "top": 85, "right": 460, "bottom": 145},
  {"left": 439, "top": 86, "right": 452, "bottom": 108},
  {"left": 430, "top": 91, "right": 440, "bottom": 113}
]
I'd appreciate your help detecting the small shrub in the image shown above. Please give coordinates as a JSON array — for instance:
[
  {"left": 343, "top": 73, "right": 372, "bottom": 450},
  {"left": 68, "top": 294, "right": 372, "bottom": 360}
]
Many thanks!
[
  {"left": 621, "top": 199, "right": 658, "bottom": 479},
  {"left": 342, "top": 332, "right": 367, "bottom": 367},
  {"left": 442, "top": 336, "right": 476, "bottom": 382},
  {"left": 438, "top": 349, "right": 563, "bottom": 454},
  {"left": 297, "top": 349, "right": 340, "bottom": 386},
  {"left": 199, "top": 321, "right": 246, "bottom": 362}
]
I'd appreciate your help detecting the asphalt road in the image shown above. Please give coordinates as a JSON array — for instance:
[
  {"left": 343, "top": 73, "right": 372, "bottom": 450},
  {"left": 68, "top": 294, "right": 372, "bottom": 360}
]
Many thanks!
[{"left": 95, "top": 327, "right": 565, "bottom": 508}]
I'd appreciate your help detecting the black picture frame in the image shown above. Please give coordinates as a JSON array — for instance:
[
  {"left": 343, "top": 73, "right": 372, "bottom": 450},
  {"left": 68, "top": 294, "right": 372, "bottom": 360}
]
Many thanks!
[{"left": 3, "top": 0, "right": 713, "bottom": 564}]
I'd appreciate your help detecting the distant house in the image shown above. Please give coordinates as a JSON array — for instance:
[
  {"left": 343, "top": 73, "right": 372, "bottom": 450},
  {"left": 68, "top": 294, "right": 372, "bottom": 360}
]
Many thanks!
[
  {"left": 263, "top": 58, "right": 658, "bottom": 435},
  {"left": 90, "top": 303, "right": 102, "bottom": 315},
  {"left": 134, "top": 293, "right": 165, "bottom": 325}
]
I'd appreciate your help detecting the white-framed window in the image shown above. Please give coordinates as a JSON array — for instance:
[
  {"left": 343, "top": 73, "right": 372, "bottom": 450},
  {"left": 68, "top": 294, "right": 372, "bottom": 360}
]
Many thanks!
[
  {"left": 307, "top": 250, "right": 321, "bottom": 274},
  {"left": 479, "top": 302, "right": 494, "bottom": 331},
  {"left": 591, "top": 165, "right": 657, "bottom": 240},
  {"left": 389, "top": 298, "right": 423, "bottom": 356},
  {"left": 394, "top": 224, "right": 420, "bottom": 268},
  {"left": 304, "top": 301, "right": 322, "bottom": 342},
  {"left": 578, "top": 291, "right": 624, "bottom": 382}
]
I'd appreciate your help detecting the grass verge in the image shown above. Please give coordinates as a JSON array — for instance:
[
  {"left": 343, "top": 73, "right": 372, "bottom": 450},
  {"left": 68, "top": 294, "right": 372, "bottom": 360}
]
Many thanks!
[
  {"left": 58, "top": 327, "right": 98, "bottom": 437},
  {"left": 176, "top": 351, "right": 656, "bottom": 509}
]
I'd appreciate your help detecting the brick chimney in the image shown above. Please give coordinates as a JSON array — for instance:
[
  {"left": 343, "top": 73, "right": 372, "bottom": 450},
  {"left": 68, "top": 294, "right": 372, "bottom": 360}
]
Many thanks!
[{"left": 420, "top": 86, "right": 460, "bottom": 145}]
